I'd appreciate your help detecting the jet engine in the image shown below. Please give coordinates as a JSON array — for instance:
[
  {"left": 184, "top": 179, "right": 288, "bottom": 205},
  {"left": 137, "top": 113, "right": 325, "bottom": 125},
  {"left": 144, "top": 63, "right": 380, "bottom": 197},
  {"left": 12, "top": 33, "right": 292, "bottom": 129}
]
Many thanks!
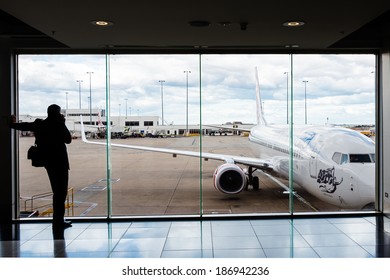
[{"left": 213, "top": 163, "right": 247, "bottom": 194}]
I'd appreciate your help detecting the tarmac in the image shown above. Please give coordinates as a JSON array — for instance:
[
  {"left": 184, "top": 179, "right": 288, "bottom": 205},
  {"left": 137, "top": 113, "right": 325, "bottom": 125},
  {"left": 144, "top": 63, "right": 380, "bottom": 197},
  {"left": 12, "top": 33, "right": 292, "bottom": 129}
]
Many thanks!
[{"left": 18, "top": 134, "right": 343, "bottom": 219}]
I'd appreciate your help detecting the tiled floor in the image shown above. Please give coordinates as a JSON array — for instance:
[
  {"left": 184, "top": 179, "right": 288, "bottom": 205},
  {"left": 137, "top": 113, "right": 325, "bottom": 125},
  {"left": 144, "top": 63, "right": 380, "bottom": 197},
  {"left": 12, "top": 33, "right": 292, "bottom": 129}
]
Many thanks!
[{"left": 1, "top": 216, "right": 390, "bottom": 258}]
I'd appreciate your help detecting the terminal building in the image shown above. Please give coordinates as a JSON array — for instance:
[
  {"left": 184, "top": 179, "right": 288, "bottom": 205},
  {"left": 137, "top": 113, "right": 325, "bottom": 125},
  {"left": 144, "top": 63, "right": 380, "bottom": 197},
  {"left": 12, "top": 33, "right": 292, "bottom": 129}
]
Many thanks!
[
  {"left": 1, "top": 1, "right": 390, "bottom": 260},
  {"left": 63, "top": 108, "right": 164, "bottom": 135},
  {"left": 19, "top": 108, "right": 243, "bottom": 137}
]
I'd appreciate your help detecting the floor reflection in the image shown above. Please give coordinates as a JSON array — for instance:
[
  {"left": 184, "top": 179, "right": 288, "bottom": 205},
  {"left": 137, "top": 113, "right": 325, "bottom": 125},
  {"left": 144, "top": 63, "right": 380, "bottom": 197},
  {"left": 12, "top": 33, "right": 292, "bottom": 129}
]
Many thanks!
[
  {"left": 52, "top": 227, "right": 67, "bottom": 258},
  {"left": 1, "top": 215, "right": 389, "bottom": 258}
]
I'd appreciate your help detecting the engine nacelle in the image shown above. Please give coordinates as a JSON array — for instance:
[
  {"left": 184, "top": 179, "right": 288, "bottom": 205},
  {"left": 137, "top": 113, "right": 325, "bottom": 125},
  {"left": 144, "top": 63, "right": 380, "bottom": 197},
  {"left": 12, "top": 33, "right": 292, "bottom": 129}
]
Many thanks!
[{"left": 213, "top": 163, "right": 247, "bottom": 194}]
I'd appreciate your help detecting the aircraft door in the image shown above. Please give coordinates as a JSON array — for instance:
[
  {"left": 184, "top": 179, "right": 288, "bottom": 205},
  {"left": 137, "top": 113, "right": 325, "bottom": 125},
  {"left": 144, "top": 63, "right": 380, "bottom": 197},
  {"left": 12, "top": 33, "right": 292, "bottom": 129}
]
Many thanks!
[{"left": 309, "top": 156, "right": 317, "bottom": 178}]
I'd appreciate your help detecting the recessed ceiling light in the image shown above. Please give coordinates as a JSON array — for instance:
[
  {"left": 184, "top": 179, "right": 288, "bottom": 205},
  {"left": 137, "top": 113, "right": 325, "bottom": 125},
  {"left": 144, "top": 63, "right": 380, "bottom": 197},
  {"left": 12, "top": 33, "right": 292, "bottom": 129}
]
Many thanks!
[
  {"left": 91, "top": 20, "right": 114, "bottom": 27},
  {"left": 283, "top": 21, "right": 305, "bottom": 27}
]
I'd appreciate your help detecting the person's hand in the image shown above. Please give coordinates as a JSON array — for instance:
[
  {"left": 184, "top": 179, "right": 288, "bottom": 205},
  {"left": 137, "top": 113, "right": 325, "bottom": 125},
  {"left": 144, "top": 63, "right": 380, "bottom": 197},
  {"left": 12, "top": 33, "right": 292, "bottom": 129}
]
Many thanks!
[{"left": 10, "top": 115, "right": 16, "bottom": 124}]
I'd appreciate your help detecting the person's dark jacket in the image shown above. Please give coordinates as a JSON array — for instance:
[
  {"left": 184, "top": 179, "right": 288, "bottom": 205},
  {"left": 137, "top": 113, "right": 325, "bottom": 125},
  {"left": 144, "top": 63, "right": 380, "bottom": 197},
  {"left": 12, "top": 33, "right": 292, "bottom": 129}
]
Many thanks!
[{"left": 11, "top": 117, "right": 72, "bottom": 170}]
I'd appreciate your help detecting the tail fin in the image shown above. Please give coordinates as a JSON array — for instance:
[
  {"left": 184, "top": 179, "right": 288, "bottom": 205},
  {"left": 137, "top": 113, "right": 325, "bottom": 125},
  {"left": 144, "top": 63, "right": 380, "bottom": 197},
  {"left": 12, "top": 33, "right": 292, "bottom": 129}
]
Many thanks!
[
  {"left": 97, "top": 109, "right": 103, "bottom": 127},
  {"left": 80, "top": 115, "right": 88, "bottom": 143},
  {"left": 255, "top": 67, "right": 267, "bottom": 126}
]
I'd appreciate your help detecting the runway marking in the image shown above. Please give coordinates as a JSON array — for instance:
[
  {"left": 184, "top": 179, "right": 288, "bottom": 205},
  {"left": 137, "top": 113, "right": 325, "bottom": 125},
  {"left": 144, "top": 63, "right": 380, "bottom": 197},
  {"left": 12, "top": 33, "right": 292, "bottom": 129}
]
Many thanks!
[
  {"left": 81, "top": 178, "right": 120, "bottom": 191},
  {"left": 81, "top": 185, "right": 107, "bottom": 191},
  {"left": 75, "top": 201, "right": 98, "bottom": 216}
]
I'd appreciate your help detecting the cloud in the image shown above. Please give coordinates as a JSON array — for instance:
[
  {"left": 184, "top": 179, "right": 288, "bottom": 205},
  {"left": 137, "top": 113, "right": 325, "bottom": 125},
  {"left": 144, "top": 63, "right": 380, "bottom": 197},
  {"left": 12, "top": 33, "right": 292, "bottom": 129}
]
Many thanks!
[{"left": 18, "top": 54, "right": 375, "bottom": 125}]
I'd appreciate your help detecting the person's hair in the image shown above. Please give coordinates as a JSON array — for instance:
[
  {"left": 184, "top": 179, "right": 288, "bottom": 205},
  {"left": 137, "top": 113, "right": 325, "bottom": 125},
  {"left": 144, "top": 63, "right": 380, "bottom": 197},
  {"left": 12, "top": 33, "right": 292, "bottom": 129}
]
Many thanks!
[{"left": 47, "top": 104, "right": 61, "bottom": 117}]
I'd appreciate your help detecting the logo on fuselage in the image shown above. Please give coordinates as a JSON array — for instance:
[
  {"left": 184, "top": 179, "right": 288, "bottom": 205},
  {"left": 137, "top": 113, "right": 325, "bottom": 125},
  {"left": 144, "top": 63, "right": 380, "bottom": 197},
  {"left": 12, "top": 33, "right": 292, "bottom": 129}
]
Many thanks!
[{"left": 317, "top": 167, "right": 343, "bottom": 194}]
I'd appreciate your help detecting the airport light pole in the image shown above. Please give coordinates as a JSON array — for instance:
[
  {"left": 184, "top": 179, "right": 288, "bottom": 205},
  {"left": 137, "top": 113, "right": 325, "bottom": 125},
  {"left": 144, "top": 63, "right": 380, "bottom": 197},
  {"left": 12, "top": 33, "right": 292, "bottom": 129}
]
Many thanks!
[
  {"left": 284, "top": 72, "right": 289, "bottom": 124},
  {"left": 159, "top": 80, "right": 165, "bottom": 126},
  {"left": 184, "top": 70, "right": 191, "bottom": 135},
  {"left": 76, "top": 80, "right": 83, "bottom": 109},
  {"left": 86, "top": 71, "right": 94, "bottom": 123},
  {"left": 118, "top": 103, "right": 121, "bottom": 127},
  {"left": 125, "top": 98, "right": 128, "bottom": 119},
  {"left": 302, "top": 80, "right": 309, "bottom": 124},
  {"left": 65, "top": 92, "right": 69, "bottom": 110}
]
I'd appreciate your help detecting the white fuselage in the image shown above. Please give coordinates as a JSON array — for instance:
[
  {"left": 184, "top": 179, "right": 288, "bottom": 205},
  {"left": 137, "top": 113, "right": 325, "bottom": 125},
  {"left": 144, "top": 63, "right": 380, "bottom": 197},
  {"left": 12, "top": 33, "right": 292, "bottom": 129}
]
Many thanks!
[{"left": 248, "top": 124, "right": 375, "bottom": 209}]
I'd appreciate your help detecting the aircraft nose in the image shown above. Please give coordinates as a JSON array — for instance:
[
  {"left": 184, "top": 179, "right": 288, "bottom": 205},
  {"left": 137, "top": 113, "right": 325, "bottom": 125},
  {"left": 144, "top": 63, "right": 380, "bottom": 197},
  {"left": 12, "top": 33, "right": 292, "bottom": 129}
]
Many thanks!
[{"left": 355, "top": 164, "right": 375, "bottom": 204}]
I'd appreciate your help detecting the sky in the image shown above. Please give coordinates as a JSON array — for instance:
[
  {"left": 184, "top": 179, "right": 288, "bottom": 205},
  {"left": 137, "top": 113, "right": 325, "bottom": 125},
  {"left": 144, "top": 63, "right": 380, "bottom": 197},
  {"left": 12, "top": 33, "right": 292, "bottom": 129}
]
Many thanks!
[{"left": 18, "top": 53, "right": 376, "bottom": 126}]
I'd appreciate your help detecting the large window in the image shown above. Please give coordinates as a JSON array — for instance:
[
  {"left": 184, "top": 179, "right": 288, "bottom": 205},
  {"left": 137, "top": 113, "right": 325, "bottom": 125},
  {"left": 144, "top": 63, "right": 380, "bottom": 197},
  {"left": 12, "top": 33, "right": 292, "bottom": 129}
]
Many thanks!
[{"left": 17, "top": 53, "right": 376, "bottom": 219}]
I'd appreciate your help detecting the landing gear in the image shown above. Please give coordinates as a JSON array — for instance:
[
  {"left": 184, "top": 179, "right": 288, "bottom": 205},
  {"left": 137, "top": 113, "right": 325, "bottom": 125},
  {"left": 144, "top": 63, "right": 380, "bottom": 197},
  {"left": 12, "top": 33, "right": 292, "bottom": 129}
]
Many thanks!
[
  {"left": 252, "top": 176, "right": 259, "bottom": 190},
  {"left": 247, "top": 166, "right": 260, "bottom": 191}
]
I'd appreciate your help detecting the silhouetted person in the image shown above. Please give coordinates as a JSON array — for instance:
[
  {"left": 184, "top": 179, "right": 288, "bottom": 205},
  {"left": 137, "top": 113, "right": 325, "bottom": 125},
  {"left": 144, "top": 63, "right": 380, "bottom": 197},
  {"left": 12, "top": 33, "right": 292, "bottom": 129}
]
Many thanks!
[{"left": 11, "top": 104, "right": 72, "bottom": 229}]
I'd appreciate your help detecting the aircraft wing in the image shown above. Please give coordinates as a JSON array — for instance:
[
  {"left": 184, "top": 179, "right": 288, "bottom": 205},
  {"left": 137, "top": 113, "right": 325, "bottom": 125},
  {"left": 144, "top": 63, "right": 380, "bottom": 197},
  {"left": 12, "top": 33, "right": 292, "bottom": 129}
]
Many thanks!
[
  {"left": 80, "top": 118, "right": 272, "bottom": 171},
  {"left": 203, "top": 124, "right": 252, "bottom": 133}
]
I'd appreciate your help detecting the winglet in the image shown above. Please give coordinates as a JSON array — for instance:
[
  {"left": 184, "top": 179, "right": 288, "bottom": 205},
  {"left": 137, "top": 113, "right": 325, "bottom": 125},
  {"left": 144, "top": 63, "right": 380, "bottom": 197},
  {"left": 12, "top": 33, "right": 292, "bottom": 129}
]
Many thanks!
[{"left": 255, "top": 67, "right": 267, "bottom": 126}]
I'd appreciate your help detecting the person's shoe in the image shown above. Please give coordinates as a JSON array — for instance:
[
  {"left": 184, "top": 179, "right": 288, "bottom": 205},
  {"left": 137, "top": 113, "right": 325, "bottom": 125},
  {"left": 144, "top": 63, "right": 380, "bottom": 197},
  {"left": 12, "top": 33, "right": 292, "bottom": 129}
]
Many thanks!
[
  {"left": 63, "top": 220, "right": 72, "bottom": 227},
  {"left": 53, "top": 221, "right": 72, "bottom": 229}
]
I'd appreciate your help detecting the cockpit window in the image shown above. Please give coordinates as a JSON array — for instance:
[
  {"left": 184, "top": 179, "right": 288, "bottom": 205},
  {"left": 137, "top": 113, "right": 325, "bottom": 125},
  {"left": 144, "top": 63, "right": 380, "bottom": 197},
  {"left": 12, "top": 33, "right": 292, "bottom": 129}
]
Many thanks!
[
  {"left": 349, "top": 154, "right": 373, "bottom": 163},
  {"left": 340, "top": 154, "right": 349, "bottom": 165},
  {"left": 332, "top": 152, "right": 341, "bottom": 164},
  {"left": 332, "top": 152, "right": 375, "bottom": 164},
  {"left": 332, "top": 152, "right": 349, "bottom": 165}
]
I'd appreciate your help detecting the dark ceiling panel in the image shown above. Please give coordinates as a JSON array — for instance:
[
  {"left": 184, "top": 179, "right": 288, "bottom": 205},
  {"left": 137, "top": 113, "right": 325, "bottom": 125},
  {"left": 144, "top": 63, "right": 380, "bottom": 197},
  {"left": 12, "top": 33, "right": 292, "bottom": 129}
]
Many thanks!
[
  {"left": 331, "top": 10, "right": 390, "bottom": 49},
  {"left": 0, "top": 9, "right": 67, "bottom": 48},
  {"left": 1, "top": 1, "right": 390, "bottom": 50}
]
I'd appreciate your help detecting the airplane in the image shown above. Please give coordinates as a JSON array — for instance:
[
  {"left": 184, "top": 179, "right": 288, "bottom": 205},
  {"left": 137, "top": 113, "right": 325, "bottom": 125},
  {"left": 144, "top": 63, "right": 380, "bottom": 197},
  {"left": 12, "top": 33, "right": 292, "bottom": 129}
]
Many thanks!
[{"left": 80, "top": 68, "right": 375, "bottom": 210}]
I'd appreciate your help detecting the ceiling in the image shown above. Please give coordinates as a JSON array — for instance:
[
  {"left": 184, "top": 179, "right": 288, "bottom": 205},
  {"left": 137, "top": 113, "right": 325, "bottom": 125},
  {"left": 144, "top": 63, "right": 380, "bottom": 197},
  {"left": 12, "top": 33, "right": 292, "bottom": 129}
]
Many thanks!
[{"left": 1, "top": 0, "right": 390, "bottom": 51}]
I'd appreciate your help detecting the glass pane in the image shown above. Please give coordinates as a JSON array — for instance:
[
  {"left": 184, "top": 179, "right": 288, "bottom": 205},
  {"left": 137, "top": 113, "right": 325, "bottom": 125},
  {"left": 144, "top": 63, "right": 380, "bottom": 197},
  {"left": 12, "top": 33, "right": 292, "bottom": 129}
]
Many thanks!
[
  {"left": 18, "top": 54, "right": 108, "bottom": 219},
  {"left": 291, "top": 54, "right": 376, "bottom": 212},
  {"left": 108, "top": 55, "right": 201, "bottom": 216},
  {"left": 17, "top": 53, "right": 376, "bottom": 219},
  {"left": 200, "top": 54, "right": 291, "bottom": 215}
]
